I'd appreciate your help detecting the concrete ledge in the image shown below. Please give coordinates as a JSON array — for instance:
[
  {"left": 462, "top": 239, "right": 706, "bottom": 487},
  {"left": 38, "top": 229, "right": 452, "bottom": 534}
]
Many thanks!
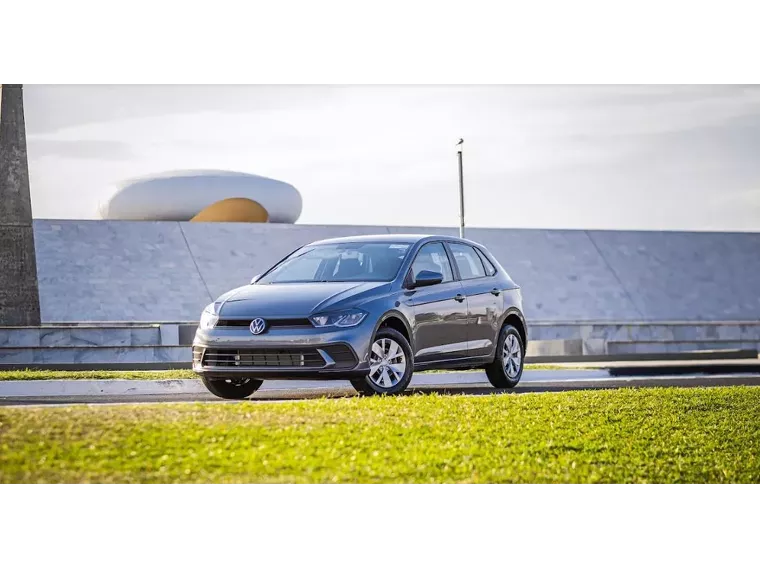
[
  {"left": 0, "top": 362, "right": 193, "bottom": 372},
  {"left": 527, "top": 349, "right": 758, "bottom": 363},
  {"left": 608, "top": 362, "right": 760, "bottom": 377},
  {"left": 0, "top": 346, "right": 190, "bottom": 364},
  {"left": 607, "top": 340, "right": 760, "bottom": 354},
  {"left": 0, "top": 379, "right": 208, "bottom": 397},
  {"left": 527, "top": 339, "right": 583, "bottom": 357}
]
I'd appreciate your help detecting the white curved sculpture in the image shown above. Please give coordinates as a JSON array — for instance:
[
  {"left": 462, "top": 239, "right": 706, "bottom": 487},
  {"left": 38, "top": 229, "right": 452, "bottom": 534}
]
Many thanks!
[{"left": 98, "top": 170, "right": 302, "bottom": 223}]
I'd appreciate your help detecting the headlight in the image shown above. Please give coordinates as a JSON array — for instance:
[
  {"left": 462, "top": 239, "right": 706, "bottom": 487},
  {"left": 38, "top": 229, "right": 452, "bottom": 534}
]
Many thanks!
[
  {"left": 199, "top": 303, "right": 219, "bottom": 330},
  {"left": 310, "top": 309, "right": 367, "bottom": 328}
]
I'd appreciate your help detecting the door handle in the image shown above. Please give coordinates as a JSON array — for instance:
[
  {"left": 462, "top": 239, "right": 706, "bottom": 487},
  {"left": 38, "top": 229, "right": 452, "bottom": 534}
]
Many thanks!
[
  {"left": 454, "top": 294, "right": 465, "bottom": 303},
  {"left": 490, "top": 288, "right": 501, "bottom": 296}
]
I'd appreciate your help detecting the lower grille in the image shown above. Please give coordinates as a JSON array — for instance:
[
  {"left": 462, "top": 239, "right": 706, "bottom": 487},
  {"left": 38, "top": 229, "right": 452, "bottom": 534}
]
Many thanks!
[
  {"left": 322, "top": 344, "right": 358, "bottom": 369},
  {"left": 201, "top": 348, "right": 325, "bottom": 368}
]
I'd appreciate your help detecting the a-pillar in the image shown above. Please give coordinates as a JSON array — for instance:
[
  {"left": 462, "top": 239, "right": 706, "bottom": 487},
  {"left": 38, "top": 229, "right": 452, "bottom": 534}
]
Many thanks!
[{"left": 0, "top": 84, "right": 41, "bottom": 326}]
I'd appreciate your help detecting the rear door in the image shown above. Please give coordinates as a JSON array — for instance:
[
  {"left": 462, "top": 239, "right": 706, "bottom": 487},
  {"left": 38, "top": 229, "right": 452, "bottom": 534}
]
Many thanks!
[
  {"left": 446, "top": 242, "right": 502, "bottom": 358},
  {"left": 407, "top": 242, "right": 469, "bottom": 363}
]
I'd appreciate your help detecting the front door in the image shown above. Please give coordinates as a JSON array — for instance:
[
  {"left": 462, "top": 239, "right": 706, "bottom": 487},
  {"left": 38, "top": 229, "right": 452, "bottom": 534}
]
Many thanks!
[
  {"left": 447, "top": 242, "right": 502, "bottom": 358},
  {"left": 407, "top": 242, "right": 469, "bottom": 363}
]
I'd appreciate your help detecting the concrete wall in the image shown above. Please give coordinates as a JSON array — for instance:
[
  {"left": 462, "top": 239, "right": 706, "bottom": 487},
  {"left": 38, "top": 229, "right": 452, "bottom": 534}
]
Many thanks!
[
  {"left": 35, "top": 221, "right": 210, "bottom": 322},
  {"left": 33, "top": 220, "right": 760, "bottom": 323}
]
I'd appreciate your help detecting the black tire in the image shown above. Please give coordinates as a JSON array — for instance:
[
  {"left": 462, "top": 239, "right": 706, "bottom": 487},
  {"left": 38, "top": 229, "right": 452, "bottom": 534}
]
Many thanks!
[
  {"left": 485, "top": 324, "right": 524, "bottom": 388},
  {"left": 201, "top": 376, "right": 263, "bottom": 399},
  {"left": 350, "top": 327, "right": 414, "bottom": 396}
]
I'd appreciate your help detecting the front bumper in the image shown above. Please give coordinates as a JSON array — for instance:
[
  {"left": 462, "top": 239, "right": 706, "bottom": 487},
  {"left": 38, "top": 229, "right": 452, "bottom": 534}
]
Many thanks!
[{"left": 192, "top": 320, "right": 374, "bottom": 380}]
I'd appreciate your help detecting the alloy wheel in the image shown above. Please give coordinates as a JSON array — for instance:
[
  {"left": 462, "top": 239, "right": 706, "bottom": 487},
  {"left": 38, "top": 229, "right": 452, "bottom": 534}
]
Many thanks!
[
  {"left": 368, "top": 337, "right": 407, "bottom": 388},
  {"left": 503, "top": 334, "right": 522, "bottom": 378}
]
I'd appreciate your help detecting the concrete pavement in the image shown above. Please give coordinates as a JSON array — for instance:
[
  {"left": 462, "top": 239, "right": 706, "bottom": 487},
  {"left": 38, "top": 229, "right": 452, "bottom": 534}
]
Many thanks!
[{"left": 2, "top": 368, "right": 760, "bottom": 406}]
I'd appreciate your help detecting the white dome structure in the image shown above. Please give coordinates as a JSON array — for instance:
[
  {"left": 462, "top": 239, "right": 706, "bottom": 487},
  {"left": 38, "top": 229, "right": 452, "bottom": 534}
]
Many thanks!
[{"left": 99, "top": 170, "right": 302, "bottom": 223}]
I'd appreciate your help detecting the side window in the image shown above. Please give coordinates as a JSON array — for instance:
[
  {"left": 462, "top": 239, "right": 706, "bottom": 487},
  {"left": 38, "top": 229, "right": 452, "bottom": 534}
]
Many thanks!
[
  {"left": 475, "top": 248, "right": 497, "bottom": 276},
  {"left": 411, "top": 243, "right": 454, "bottom": 283},
  {"left": 449, "top": 243, "right": 487, "bottom": 280}
]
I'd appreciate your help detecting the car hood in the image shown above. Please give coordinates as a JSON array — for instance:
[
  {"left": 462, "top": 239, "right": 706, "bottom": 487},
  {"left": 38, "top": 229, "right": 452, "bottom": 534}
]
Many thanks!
[{"left": 216, "top": 281, "right": 391, "bottom": 318}]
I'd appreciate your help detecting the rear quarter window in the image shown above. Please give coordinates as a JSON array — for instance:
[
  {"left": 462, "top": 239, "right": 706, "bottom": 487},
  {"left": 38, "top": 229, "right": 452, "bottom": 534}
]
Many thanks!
[{"left": 475, "top": 248, "right": 497, "bottom": 276}]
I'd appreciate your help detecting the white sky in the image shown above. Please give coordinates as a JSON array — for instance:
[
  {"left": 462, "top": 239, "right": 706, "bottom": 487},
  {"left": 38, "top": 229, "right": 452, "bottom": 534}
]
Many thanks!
[{"left": 21, "top": 85, "right": 760, "bottom": 231}]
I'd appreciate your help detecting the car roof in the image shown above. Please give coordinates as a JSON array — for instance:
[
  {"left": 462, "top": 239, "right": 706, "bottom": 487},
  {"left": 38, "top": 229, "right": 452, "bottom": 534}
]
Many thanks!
[{"left": 307, "top": 234, "right": 433, "bottom": 246}]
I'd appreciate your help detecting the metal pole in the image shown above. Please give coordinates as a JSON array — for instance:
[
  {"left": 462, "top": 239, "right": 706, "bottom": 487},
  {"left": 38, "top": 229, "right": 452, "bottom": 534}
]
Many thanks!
[{"left": 457, "top": 139, "right": 465, "bottom": 238}]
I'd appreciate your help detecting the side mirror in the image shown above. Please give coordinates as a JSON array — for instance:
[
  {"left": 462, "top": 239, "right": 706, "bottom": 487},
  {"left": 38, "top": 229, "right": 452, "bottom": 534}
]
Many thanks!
[
  {"left": 250, "top": 274, "right": 262, "bottom": 284},
  {"left": 412, "top": 270, "right": 443, "bottom": 288}
]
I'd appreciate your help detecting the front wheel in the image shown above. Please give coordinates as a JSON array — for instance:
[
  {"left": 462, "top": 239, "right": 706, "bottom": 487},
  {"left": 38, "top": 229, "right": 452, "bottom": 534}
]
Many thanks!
[
  {"left": 484, "top": 324, "right": 524, "bottom": 388},
  {"left": 350, "top": 328, "right": 414, "bottom": 396},
  {"left": 201, "top": 376, "right": 263, "bottom": 399}
]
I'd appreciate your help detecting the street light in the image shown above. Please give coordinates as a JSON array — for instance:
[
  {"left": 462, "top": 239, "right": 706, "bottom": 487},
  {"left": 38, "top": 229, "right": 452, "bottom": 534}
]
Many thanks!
[{"left": 456, "top": 138, "right": 465, "bottom": 238}]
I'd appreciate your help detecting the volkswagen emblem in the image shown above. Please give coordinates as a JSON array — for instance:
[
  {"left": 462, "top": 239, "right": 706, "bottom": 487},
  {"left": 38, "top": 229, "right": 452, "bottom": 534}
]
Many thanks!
[{"left": 249, "top": 317, "right": 266, "bottom": 335}]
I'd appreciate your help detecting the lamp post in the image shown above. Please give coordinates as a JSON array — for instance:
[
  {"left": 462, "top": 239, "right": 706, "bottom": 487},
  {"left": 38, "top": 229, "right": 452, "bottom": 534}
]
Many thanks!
[{"left": 456, "top": 138, "right": 465, "bottom": 238}]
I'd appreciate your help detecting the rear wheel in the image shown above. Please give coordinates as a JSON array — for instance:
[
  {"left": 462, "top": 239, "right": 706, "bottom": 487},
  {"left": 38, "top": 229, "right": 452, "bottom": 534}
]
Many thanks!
[
  {"left": 485, "top": 324, "right": 524, "bottom": 388},
  {"left": 201, "top": 376, "right": 263, "bottom": 399},
  {"left": 350, "top": 328, "right": 413, "bottom": 396}
]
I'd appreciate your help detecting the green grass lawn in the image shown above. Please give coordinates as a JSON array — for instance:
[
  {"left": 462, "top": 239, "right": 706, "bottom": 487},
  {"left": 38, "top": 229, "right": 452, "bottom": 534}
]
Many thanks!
[
  {"left": 1, "top": 386, "right": 758, "bottom": 483},
  {"left": 0, "top": 364, "right": 577, "bottom": 381}
]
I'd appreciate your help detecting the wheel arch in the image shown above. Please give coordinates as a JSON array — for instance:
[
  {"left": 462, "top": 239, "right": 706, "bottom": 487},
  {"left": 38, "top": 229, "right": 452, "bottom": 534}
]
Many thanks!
[
  {"left": 373, "top": 310, "right": 414, "bottom": 351},
  {"left": 500, "top": 308, "right": 528, "bottom": 351}
]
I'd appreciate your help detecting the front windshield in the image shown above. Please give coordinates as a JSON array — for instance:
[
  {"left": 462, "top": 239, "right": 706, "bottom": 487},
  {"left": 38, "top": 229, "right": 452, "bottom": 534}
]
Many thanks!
[{"left": 258, "top": 242, "right": 411, "bottom": 284}]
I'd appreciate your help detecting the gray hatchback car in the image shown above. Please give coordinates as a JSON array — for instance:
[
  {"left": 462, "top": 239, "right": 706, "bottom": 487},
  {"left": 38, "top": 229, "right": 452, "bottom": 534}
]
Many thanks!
[{"left": 193, "top": 234, "right": 527, "bottom": 398}]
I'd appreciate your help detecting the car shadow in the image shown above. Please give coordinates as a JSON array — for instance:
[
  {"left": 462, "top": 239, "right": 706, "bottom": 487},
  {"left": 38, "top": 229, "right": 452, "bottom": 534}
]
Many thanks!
[
  {"left": 406, "top": 384, "right": 609, "bottom": 396},
  {"left": 251, "top": 382, "right": 613, "bottom": 401}
]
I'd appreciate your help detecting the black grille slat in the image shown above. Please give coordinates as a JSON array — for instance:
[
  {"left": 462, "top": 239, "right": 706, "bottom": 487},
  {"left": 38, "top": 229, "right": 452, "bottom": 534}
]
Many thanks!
[
  {"left": 201, "top": 348, "right": 325, "bottom": 368},
  {"left": 215, "top": 319, "right": 251, "bottom": 327},
  {"left": 215, "top": 318, "right": 312, "bottom": 329},
  {"left": 269, "top": 318, "right": 313, "bottom": 328}
]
